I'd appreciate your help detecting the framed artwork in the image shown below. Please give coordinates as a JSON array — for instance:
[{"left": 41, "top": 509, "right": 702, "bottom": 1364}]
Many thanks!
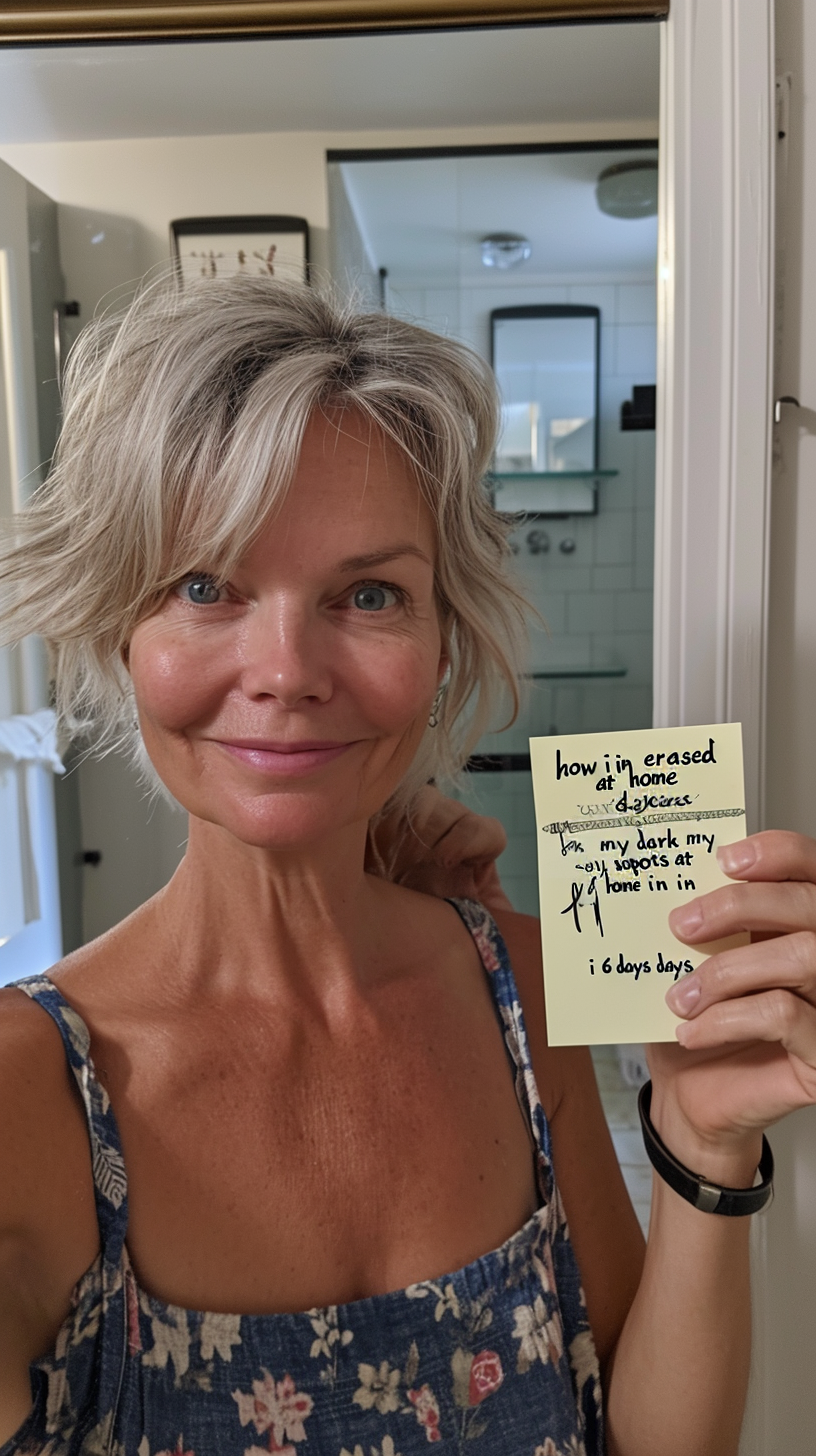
[
  {"left": 0, "top": 3, "right": 666, "bottom": 44},
  {"left": 170, "top": 216, "right": 310, "bottom": 286}
]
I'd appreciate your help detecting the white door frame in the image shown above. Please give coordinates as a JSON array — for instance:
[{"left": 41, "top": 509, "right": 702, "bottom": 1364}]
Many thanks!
[
  {"left": 655, "top": 0, "right": 775, "bottom": 835},
  {"left": 654, "top": 3, "right": 775, "bottom": 1451},
  {"left": 0, "top": 156, "right": 63, "bottom": 979}
]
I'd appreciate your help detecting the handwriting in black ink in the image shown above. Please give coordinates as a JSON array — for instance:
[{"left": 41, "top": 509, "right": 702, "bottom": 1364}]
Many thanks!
[{"left": 560, "top": 881, "right": 605, "bottom": 938}]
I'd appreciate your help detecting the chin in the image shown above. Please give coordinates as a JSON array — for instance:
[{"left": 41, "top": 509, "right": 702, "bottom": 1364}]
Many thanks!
[
  {"left": 188, "top": 784, "right": 379, "bottom": 851},
  {"left": 144, "top": 733, "right": 422, "bottom": 848}
]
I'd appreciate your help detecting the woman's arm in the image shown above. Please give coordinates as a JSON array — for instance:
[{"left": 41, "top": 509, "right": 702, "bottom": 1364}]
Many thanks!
[
  {"left": 604, "top": 829, "right": 816, "bottom": 1454},
  {"left": 0, "top": 991, "right": 98, "bottom": 1445},
  {"left": 504, "top": 831, "right": 816, "bottom": 1456},
  {"left": 497, "top": 911, "right": 757, "bottom": 1456}
]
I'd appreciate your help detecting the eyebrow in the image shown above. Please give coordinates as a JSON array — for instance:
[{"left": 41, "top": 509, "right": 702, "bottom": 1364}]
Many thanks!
[{"left": 337, "top": 545, "right": 433, "bottom": 573}]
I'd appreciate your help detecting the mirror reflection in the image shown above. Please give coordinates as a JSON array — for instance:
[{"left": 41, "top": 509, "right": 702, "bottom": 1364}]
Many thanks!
[
  {"left": 492, "top": 304, "right": 601, "bottom": 510},
  {"left": 0, "top": 18, "right": 660, "bottom": 1237},
  {"left": 0, "top": 24, "right": 659, "bottom": 935}
]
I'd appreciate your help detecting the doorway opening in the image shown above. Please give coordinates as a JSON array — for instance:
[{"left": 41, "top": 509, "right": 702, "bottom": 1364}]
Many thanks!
[
  {"left": 329, "top": 141, "right": 658, "bottom": 909},
  {"left": 328, "top": 141, "right": 659, "bottom": 1227}
]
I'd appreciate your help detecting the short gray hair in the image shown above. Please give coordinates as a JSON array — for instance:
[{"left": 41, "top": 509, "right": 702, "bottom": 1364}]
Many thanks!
[{"left": 0, "top": 276, "right": 529, "bottom": 805}]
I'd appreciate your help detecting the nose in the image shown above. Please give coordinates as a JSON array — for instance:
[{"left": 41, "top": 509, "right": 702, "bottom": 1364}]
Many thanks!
[{"left": 239, "top": 598, "right": 333, "bottom": 707}]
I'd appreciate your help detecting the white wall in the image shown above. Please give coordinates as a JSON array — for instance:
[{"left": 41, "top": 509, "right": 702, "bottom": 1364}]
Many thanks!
[
  {"left": 0, "top": 119, "right": 655, "bottom": 316},
  {"left": 328, "top": 164, "right": 379, "bottom": 308}
]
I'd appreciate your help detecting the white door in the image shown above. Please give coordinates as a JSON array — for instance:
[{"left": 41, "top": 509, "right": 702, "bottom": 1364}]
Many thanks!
[{"left": 0, "top": 156, "right": 63, "bottom": 982}]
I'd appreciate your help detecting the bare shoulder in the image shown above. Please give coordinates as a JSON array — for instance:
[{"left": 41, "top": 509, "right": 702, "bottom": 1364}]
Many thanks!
[
  {"left": 0, "top": 978, "right": 96, "bottom": 1207},
  {"left": 0, "top": 983, "right": 98, "bottom": 1307}
]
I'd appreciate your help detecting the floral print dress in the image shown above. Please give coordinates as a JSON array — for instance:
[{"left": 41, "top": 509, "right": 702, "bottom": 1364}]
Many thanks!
[{"left": 2, "top": 900, "right": 603, "bottom": 1456}]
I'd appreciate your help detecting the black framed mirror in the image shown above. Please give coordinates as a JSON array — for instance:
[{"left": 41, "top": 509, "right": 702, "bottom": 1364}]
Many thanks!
[{"left": 490, "top": 303, "right": 616, "bottom": 516}]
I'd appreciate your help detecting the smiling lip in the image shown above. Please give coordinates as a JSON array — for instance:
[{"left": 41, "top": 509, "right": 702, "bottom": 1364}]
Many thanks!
[{"left": 215, "top": 739, "right": 354, "bottom": 775}]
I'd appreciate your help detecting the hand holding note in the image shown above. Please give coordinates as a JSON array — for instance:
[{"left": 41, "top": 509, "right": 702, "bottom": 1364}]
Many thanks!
[
  {"left": 530, "top": 723, "right": 747, "bottom": 1045},
  {"left": 647, "top": 830, "right": 816, "bottom": 1146},
  {"left": 530, "top": 722, "right": 816, "bottom": 1164}
]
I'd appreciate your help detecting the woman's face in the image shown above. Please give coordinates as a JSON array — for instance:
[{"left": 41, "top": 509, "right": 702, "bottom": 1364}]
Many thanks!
[{"left": 127, "top": 409, "right": 448, "bottom": 850}]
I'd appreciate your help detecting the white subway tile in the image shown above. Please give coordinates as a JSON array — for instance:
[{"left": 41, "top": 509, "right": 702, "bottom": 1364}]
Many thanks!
[
  {"left": 615, "top": 323, "right": 658, "bottom": 379},
  {"left": 615, "top": 281, "right": 658, "bottom": 325},
  {"left": 592, "top": 564, "right": 633, "bottom": 591},
  {"left": 567, "top": 591, "right": 618, "bottom": 635},
  {"left": 615, "top": 591, "right": 654, "bottom": 633},
  {"left": 610, "top": 684, "right": 653, "bottom": 728},
  {"left": 567, "top": 282, "right": 616, "bottom": 318},
  {"left": 593, "top": 511, "right": 634, "bottom": 566},
  {"left": 605, "top": 634, "right": 653, "bottom": 686}
]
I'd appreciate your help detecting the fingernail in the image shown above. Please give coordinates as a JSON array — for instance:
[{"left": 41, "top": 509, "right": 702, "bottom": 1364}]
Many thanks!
[
  {"left": 670, "top": 902, "right": 702, "bottom": 934},
  {"left": 666, "top": 977, "right": 701, "bottom": 1015},
  {"left": 717, "top": 840, "right": 756, "bottom": 873}
]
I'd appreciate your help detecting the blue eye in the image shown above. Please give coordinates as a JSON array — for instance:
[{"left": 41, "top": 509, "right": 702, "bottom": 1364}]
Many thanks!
[
  {"left": 353, "top": 584, "right": 398, "bottom": 612},
  {"left": 180, "top": 575, "right": 221, "bottom": 605}
]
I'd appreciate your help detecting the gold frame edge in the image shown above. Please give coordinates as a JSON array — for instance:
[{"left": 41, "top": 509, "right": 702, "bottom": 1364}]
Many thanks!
[{"left": 0, "top": 0, "right": 669, "bottom": 44}]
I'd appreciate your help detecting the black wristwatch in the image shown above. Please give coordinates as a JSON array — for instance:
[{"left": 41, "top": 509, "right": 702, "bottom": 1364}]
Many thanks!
[{"left": 637, "top": 1081, "right": 774, "bottom": 1216}]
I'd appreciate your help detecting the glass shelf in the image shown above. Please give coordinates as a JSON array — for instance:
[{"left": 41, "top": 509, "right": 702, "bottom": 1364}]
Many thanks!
[
  {"left": 489, "top": 468, "right": 619, "bottom": 518},
  {"left": 491, "top": 470, "right": 619, "bottom": 480},
  {"left": 525, "top": 665, "right": 627, "bottom": 680}
]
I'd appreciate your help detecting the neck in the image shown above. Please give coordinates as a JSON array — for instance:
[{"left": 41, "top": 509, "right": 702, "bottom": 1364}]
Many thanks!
[{"left": 152, "top": 813, "right": 386, "bottom": 1007}]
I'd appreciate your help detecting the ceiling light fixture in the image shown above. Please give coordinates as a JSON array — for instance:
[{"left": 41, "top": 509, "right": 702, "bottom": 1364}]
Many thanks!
[
  {"left": 596, "top": 160, "right": 658, "bottom": 220},
  {"left": 480, "top": 233, "right": 532, "bottom": 270}
]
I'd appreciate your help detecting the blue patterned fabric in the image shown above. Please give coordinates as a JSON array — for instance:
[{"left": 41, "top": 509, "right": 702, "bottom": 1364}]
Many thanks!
[{"left": 3, "top": 899, "right": 603, "bottom": 1456}]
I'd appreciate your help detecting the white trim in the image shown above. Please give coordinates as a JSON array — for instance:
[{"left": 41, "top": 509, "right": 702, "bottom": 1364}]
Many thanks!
[
  {"left": 0, "top": 762, "right": 62, "bottom": 984},
  {"left": 654, "top": 0, "right": 775, "bottom": 836},
  {"left": 0, "top": 158, "right": 63, "bottom": 977},
  {"left": 653, "top": 4, "right": 775, "bottom": 1450},
  {"left": 0, "top": 249, "right": 27, "bottom": 515}
]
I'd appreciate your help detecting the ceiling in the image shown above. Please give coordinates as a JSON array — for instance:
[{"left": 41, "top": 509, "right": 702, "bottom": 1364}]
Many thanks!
[
  {"left": 0, "top": 22, "right": 660, "bottom": 144},
  {"left": 339, "top": 147, "right": 659, "bottom": 281}
]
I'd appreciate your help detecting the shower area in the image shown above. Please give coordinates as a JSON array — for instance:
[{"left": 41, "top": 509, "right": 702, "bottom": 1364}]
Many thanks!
[
  {"left": 328, "top": 143, "right": 659, "bottom": 1227},
  {"left": 328, "top": 144, "right": 658, "bottom": 911}
]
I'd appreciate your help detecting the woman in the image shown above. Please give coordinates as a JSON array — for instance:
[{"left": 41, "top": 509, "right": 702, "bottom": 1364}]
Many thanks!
[{"left": 0, "top": 277, "right": 814, "bottom": 1456}]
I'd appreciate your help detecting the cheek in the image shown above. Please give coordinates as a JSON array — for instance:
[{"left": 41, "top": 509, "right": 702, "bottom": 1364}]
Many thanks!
[
  {"left": 350, "top": 638, "right": 439, "bottom": 732},
  {"left": 128, "top": 627, "right": 232, "bottom": 730}
]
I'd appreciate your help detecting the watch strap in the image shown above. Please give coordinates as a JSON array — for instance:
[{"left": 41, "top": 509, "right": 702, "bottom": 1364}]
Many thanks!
[{"left": 637, "top": 1080, "right": 774, "bottom": 1216}]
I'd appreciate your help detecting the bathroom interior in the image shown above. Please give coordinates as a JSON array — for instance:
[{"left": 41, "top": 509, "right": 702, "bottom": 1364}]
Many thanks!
[
  {"left": 328, "top": 140, "right": 658, "bottom": 1226},
  {"left": 0, "top": 18, "right": 659, "bottom": 1228}
]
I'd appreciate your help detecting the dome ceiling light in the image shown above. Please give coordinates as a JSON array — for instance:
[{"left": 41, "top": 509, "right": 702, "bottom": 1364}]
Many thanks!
[
  {"left": 596, "top": 159, "right": 658, "bottom": 219},
  {"left": 480, "top": 233, "right": 532, "bottom": 270}
]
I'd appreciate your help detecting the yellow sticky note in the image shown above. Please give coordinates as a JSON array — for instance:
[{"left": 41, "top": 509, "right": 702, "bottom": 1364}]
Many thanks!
[{"left": 529, "top": 723, "right": 747, "bottom": 1046}]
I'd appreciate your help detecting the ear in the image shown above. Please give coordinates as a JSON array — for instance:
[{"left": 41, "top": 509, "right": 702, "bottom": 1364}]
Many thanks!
[{"left": 120, "top": 643, "right": 131, "bottom": 672}]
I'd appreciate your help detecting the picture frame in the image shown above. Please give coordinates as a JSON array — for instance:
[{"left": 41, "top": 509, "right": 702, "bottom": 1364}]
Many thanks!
[
  {"left": 170, "top": 215, "right": 310, "bottom": 286},
  {"left": 0, "top": 1, "right": 668, "bottom": 45}
]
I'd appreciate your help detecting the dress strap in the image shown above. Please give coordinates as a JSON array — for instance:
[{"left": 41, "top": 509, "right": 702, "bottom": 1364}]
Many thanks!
[
  {"left": 14, "top": 975, "right": 129, "bottom": 1262},
  {"left": 447, "top": 898, "right": 555, "bottom": 1204}
]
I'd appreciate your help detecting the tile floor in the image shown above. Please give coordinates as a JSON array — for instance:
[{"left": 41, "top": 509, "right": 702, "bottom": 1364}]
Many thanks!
[{"left": 591, "top": 1045, "right": 652, "bottom": 1234}]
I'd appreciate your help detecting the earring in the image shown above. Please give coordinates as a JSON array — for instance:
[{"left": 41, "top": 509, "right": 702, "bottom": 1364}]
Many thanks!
[{"left": 428, "top": 668, "right": 451, "bottom": 729}]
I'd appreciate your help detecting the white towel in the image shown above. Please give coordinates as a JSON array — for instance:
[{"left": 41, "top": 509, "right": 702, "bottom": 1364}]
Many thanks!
[
  {"left": 0, "top": 709, "right": 63, "bottom": 944},
  {"left": 0, "top": 707, "right": 64, "bottom": 773}
]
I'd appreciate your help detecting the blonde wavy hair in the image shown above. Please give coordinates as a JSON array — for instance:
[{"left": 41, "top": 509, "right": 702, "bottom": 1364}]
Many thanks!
[{"left": 0, "top": 275, "right": 529, "bottom": 807}]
